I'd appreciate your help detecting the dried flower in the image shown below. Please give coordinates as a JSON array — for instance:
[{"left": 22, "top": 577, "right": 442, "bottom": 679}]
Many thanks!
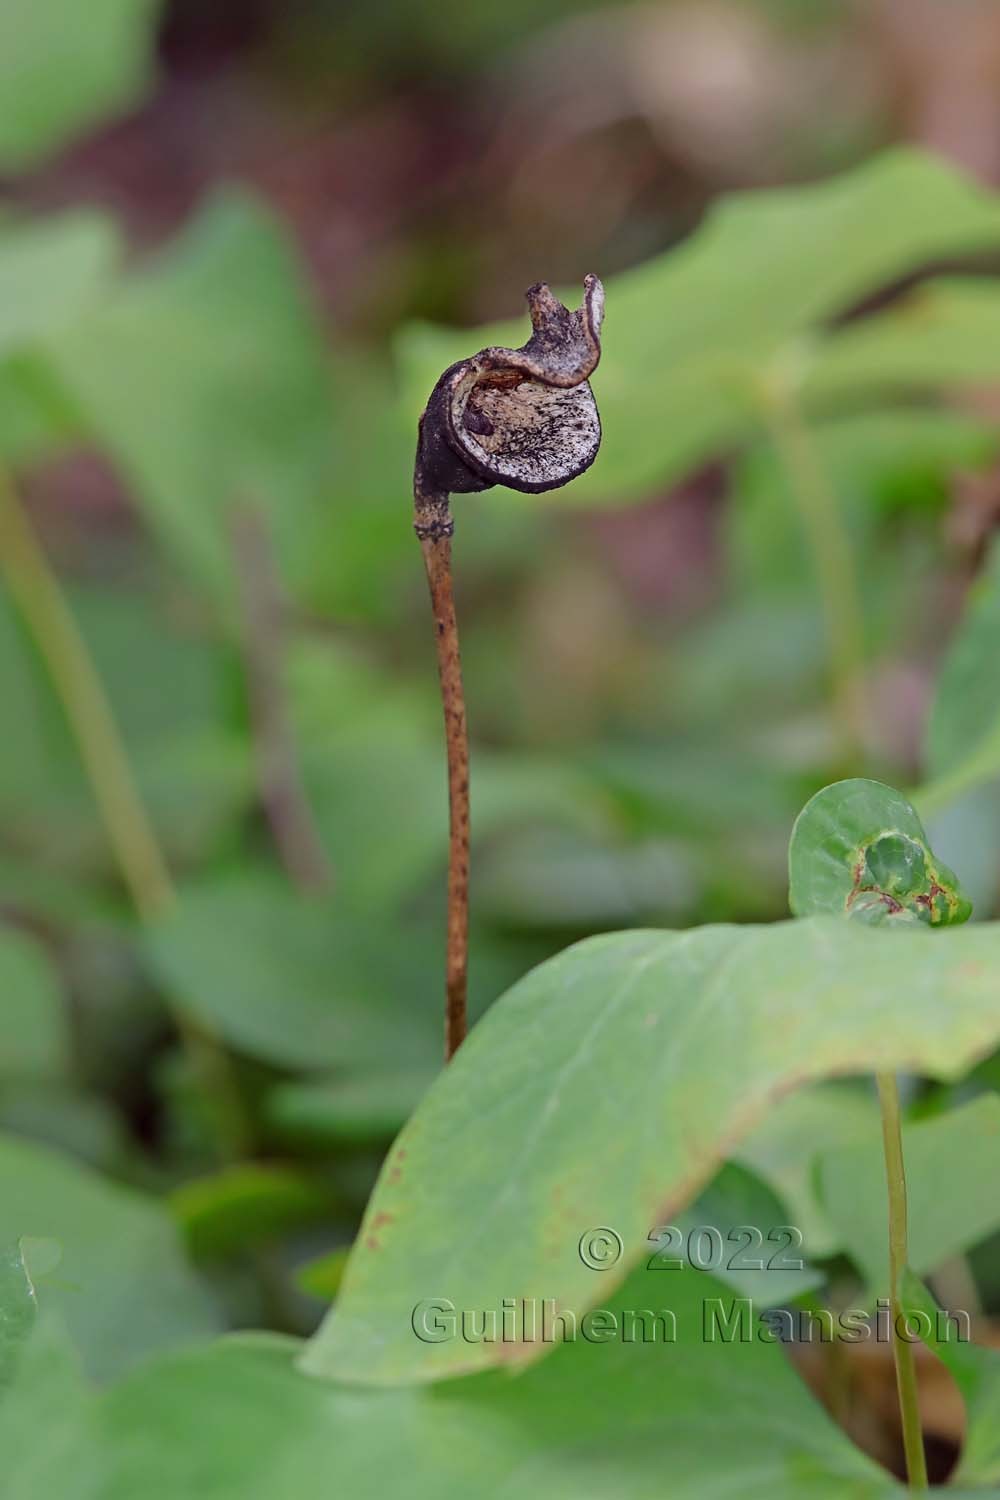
[{"left": 414, "top": 274, "right": 604, "bottom": 537}]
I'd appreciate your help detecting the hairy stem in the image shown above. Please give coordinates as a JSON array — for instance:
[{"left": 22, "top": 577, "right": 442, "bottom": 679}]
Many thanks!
[
  {"left": 232, "top": 505, "right": 332, "bottom": 894},
  {"left": 418, "top": 527, "right": 469, "bottom": 1060},
  {"left": 876, "top": 1071, "right": 928, "bottom": 1490},
  {"left": 0, "top": 467, "right": 248, "bottom": 1157},
  {"left": 762, "top": 388, "right": 866, "bottom": 765}
]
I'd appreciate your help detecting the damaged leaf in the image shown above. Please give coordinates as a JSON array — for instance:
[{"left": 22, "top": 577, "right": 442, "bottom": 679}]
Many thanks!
[{"left": 788, "top": 778, "right": 971, "bottom": 927}]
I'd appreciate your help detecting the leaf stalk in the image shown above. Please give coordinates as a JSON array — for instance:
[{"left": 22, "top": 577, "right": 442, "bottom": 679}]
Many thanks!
[
  {"left": 876, "top": 1070, "right": 928, "bottom": 1490},
  {"left": 759, "top": 382, "right": 866, "bottom": 765},
  {"left": 0, "top": 466, "right": 249, "bottom": 1158}
]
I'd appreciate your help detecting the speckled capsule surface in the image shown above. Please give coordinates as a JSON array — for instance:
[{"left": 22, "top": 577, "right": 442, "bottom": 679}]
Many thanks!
[{"left": 414, "top": 275, "right": 604, "bottom": 526}]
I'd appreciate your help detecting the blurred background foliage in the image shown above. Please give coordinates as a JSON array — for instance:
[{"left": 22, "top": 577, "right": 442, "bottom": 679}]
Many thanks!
[{"left": 7, "top": 0, "right": 1000, "bottom": 1383}]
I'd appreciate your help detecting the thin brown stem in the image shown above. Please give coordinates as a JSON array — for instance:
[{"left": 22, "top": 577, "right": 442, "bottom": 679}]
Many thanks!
[
  {"left": 232, "top": 505, "right": 332, "bottom": 895},
  {"left": 418, "top": 527, "right": 469, "bottom": 1060}
]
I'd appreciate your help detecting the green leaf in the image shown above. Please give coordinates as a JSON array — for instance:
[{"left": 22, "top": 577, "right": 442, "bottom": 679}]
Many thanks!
[
  {"left": 306, "top": 737, "right": 608, "bottom": 912},
  {"left": 667, "top": 601, "right": 828, "bottom": 731},
  {"left": 917, "top": 537, "right": 1000, "bottom": 818},
  {"left": 0, "top": 0, "right": 161, "bottom": 171},
  {"left": 0, "top": 1242, "right": 37, "bottom": 1385},
  {"left": 734, "top": 1082, "right": 880, "bottom": 1259},
  {"left": 0, "top": 350, "right": 87, "bottom": 466},
  {"left": 69, "top": 588, "right": 254, "bottom": 862},
  {"left": 0, "top": 587, "right": 252, "bottom": 871},
  {"left": 398, "top": 150, "right": 1000, "bottom": 506},
  {"left": 820, "top": 1094, "right": 1000, "bottom": 1290},
  {"left": 0, "top": 1133, "right": 219, "bottom": 1379},
  {"left": 291, "top": 353, "right": 418, "bottom": 622},
  {"left": 726, "top": 408, "right": 995, "bottom": 602},
  {"left": 0, "top": 1315, "right": 100, "bottom": 1499},
  {"left": 293, "top": 1246, "right": 349, "bottom": 1302},
  {"left": 304, "top": 915, "right": 1000, "bottom": 1384},
  {"left": 6, "top": 1269, "right": 900, "bottom": 1498},
  {"left": 904, "top": 1273, "right": 1000, "bottom": 1487},
  {"left": 0, "top": 927, "right": 70, "bottom": 1080},
  {"left": 919, "top": 785, "right": 1000, "bottom": 930},
  {"left": 143, "top": 873, "right": 442, "bottom": 1073},
  {"left": 41, "top": 193, "right": 332, "bottom": 595},
  {"left": 928, "top": 537, "right": 1000, "bottom": 777},
  {"left": 265, "top": 1068, "right": 435, "bottom": 1147},
  {"left": 788, "top": 777, "right": 971, "bottom": 926},
  {"left": 0, "top": 591, "right": 82, "bottom": 833},
  {"left": 0, "top": 215, "right": 119, "bottom": 357},
  {"left": 476, "top": 829, "right": 700, "bottom": 928},
  {"left": 590, "top": 739, "right": 811, "bottom": 838},
  {"left": 673, "top": 1161, "right": 823, "bottom": 1307},
  {"left": 169, "top": 1165, "right": 333, "bottom": 1261},
  {"left": 806, "top": 279, "right": 1000, "bottom": 408},
  {"left": 0, "top": 1084, "right": 127, "bottom": 1172}
]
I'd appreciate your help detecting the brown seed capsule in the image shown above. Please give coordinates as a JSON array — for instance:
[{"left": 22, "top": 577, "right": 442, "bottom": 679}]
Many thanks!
[{"left": 414, "top": 275, "right": 604, "bottom": 537}]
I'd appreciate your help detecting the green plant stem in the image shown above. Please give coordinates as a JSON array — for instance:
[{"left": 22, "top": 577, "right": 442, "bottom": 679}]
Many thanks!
[
  {"left": 0, "top": 477, "right": 172, "bottom": 924},
  {"left": 876, "top": 1071, "right": 928, "bottom": 1490},
  {"left": 232, "top": 505, "right": 332, "bottom": 895},
  {"left": 909, "top": 718, "right": 1000, "bottom": 821},
  {"left": 0, "top": 466, "right": 248, "bottom": 1158},
  {"left": 761, "top": 386, "right": 866, "bottom": 765}
]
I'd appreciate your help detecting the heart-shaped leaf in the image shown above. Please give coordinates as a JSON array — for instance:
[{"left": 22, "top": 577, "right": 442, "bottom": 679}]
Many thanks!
[
  {"left": 4, "top": 1269, "right": 901, "bottom": 1499},
  {"left": 0, "top": 1133, "right": 219, "bottom": 1380},
  {"left": 304, "top": 915, "right": 1000, "bottom": 1384},
  {"left": 820, "top": 1094, "right": 1000, "bottom": 1291}
]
